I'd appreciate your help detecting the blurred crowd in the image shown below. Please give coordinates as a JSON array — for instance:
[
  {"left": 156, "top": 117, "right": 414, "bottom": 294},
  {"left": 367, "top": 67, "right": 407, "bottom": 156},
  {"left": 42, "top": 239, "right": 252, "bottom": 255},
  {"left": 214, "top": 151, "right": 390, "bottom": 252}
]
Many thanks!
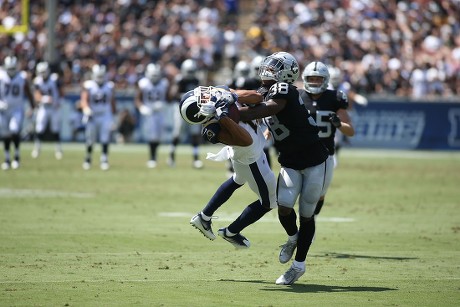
[{"left": 1, "top": 0, "right": 459, "bottom": 100}]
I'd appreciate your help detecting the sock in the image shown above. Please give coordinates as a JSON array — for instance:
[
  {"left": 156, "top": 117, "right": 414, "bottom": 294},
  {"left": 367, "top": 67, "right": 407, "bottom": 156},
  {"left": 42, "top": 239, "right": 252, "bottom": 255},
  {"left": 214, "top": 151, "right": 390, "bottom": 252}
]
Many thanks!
[
  {"left": 200, "top": 212, "right": 211, "bottom": 221},
  {"left": 227, "top": 200, "right": 271, "bottom": 234},
  {"left": 278, "top": 209, "right": 298, "bottom": 236},
  {"left": 85, "top": 144, "right": 93, "bottom": 162},
  {"left": 225, "top": 228, "right": 236, "bottom": 237},
  {"left": 202, "top": 178, "right": 242, "bottom": 217},
  {"left": 294, "top": 218, "right": 315, "bottom": 262},
  {"left": 293, "top": 260, "right": 305, "bottom": 270},
  {"left": 149, "top": 142, "right": 159, "bottom": 161}
]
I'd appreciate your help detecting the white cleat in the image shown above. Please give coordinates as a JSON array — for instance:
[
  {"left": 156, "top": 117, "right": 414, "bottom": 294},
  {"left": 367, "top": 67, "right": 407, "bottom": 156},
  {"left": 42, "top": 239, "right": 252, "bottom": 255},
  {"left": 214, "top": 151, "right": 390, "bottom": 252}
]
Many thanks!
[
  {"left": 55, "top": 151, "right": 63, "bottom": 160},
  {"left": 279, "top": 239, "right": 297, "bottom": 264},
  {"left": 82, "top": 162, "right": 91, "bottom": 170},
  {"left": 100, "top": 162, "right": 110, "bottom": 171},
  {"left": 1, "top": 161, "right": 11, "bottom": 170},
  {"left": 275, "top": 264, "right": 305, "bottom": 285},
  {"left": 147, "top": 160, "right": 157, "bottom": 169},
  {"left": 193, "top": 160, "right": 204, "bottom": 169},
  {"left": 11, "top": 160, "right": 19, "bottom": 169},
  {"left": 190, "top": 213, "right": 216, "bottom": 240}
]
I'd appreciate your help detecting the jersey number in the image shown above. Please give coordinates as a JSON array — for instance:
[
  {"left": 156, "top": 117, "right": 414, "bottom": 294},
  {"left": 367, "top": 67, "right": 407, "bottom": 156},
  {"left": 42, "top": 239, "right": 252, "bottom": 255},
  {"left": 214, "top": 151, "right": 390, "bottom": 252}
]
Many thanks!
[{"left": 315, "top": 110, "right": 333, "bottom": 138}]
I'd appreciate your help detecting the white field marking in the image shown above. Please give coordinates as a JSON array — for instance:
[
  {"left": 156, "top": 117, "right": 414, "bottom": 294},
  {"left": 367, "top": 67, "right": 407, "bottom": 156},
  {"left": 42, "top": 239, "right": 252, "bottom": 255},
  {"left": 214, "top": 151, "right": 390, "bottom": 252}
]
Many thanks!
[
  {"left": 159, "top": 212, "right": 354, "bottom": 222},
  {"left": 0, "top": 188, "right": 93, "bottom": 198},
  {"left": 341, "top": 148, "right": 460, "bottom": 160},
  {"left": 19, "top": 143, "right": 460, "bottom": 159}
]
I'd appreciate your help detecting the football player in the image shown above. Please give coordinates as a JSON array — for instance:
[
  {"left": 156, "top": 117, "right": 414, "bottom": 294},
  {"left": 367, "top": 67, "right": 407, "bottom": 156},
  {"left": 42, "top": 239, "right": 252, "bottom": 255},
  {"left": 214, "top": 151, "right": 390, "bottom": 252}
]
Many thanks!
[
  {"left": 300, "top": 61, "right": 355, "bottom": 216},
  {"left": 135, "top": 63, "right": 170, "bottom": 168},
  {"left": 31, "top": 62, "right": 64, "bottom": 160},
  {"left": 237, "top": 52, "right": 332, "bottom": 285},
  {"left": 181, "top": 85, "right": 276, "bottom": 249},
  {"left": 0, "top": 56, "right": 35, "bottom": 170},
  {"left": 80, "top": 64, "right": 117, "bottom": 170},
  {"left": 168, "top": 59, "right": 203, "bottom": 168}
]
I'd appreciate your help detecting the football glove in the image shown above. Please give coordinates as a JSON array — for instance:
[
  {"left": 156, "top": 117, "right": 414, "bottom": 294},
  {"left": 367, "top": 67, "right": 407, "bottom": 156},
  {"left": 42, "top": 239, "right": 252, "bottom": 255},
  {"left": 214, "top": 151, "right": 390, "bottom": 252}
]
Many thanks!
[
  {"left": 139, "top": 105, "right": 152, "bottom": 116},
  {"left": 329, "top": 112, "right": 342, "bottom": 128},
  {"left": 198, "top": 102, "right": 216, "bottom": 118},
  {"left": 83, "top": 107, "right": 93, "bottom": 117}
]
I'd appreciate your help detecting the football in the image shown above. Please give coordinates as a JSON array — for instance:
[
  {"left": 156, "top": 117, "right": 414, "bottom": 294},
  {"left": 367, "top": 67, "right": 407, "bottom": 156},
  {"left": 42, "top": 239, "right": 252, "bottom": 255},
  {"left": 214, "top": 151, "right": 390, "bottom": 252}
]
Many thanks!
[{"left": 228, "top": 103, "right": 240, "bottom": 123}]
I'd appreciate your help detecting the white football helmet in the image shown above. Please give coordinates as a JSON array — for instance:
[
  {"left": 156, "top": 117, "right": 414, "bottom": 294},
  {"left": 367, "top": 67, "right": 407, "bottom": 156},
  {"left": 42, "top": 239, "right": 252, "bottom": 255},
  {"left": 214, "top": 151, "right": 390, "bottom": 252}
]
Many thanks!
[
  {"left": 145, "top": 63, "right": 162, "bottom": 83},
  {"left": 179, "top": 88, "right": 209, "bottom": 125},
  {"left": 92, "top": 64, "right": 106, "bottom": 85},
  {"left": 250, "top": 55, "right": 264, "bottom": 78},
  {"left": 258, "top": 52, "right": 299, "bottom": 84},
  {"left": 36, "top": 62, "right": 50, "bottom": 79},
  {"left": 180, "top": 59, "right": 197, "bottom": 79},
  {"left": 4, "top": 56, "right": 18, "bottom": 77},
  {"left": 234, "top": 60, "right": 250, "bottom": 78},
  {"left": 328, "top": 66, "right": 342, "bottom": 89},
  {"left": 302, "top": 61, "right": 330, "bottom": 94}
]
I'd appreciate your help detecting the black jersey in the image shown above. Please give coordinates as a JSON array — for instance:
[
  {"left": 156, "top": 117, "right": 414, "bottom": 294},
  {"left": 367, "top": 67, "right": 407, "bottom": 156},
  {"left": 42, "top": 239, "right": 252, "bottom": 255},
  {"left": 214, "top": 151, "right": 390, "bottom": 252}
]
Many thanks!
[
  {"left": 262, "top": 82, "right": 329, "bottom": 169},
  {"left": 299, "top": 89, "right": 349, "bottom": 155}
]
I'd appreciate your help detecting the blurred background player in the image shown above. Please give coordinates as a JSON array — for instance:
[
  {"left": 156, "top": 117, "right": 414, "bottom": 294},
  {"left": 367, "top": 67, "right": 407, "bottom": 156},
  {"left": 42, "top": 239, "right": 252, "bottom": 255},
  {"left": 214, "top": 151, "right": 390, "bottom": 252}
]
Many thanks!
[
  {"left": 80, "top": 64, "right": 117, "bottom": 171},
  {"left": 228, "top": 60, "right": 261, "bottom": 91},
  {"left": 300, "top": 61, "right": 355, "bottom": 216},
  {"left": 0, "top": 56, "right": 34, "bottom": 170},
  {"left": 31, "top": 61, "right": 64, "bottom": 160},
  {"left": 135, "top": 63, "right": 169, "bottom": 168},
  {"left": 169, "top": 59, "right": 203, "bottom": 169}
]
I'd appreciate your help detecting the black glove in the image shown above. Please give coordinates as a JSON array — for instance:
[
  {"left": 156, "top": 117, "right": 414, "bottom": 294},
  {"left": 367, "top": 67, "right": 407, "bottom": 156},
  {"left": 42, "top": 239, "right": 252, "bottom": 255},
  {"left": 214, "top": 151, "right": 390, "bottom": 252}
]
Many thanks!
[
  {"left": 329, "top": 112, "right": 342, "bottom": 128},
  {"left": 256, "top": 86, "right": 269, "bottom": 96}
]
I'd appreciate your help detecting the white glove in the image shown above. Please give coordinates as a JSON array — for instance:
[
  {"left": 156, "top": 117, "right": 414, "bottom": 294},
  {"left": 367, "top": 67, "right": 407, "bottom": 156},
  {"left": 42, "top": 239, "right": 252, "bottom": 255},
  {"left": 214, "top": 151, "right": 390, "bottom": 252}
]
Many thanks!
[
  {"left": 0, "top": 100, "right": 7, "bottom": 111},
  {"left": 152, "top": 101, "right": 164, "bottom": 112},
  {"left": 41, "top": 95, "right": 52, "bottom": 104},
  {"left": 198, "top": 102, "right": 216, "bottom": 117},
  {"left": 83, "top": 107, "right": 92, "bottom": 117},
  {"left": 139, "top": 105, "right": 152, "bottom": 116}
]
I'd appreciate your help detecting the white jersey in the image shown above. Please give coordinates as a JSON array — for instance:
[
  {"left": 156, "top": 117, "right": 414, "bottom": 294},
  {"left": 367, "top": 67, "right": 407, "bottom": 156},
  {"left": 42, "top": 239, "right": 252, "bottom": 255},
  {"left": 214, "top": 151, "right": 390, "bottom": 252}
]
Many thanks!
[
  {"left": 83, "top": 80, "right": 114, "bottom": 116},
  {"left": 0, "top": 70, "right": 29, "bottom": 110},
  {"left": 138, "top": 77, "right": 169, "bottom": 110},
  {"left": 33, "top": 73, "right": 61, "bottom": 108},
  {"left": 230, "top": 121, "right": 266, "bottom": 165}
]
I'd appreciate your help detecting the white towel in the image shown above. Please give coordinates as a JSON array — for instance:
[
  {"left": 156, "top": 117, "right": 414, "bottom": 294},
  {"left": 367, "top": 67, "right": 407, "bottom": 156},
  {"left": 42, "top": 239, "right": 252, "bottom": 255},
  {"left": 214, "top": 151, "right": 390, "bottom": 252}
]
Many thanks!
[{"left": 206, "top": 146, "right": 233, "bottom": 162}]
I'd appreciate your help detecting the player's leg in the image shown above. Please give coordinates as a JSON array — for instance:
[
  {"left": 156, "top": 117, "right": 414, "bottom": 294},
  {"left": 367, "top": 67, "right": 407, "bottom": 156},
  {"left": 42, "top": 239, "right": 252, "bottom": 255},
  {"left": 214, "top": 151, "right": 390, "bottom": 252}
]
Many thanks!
[
  {"left": 225, "top": 156, "right": 276, "bottom": 233},
  {"left": 168, "top": 103, "right": 182, "bottom": 167},
  {"left": 32, "top": 106, "right": 46, "bottom": 158},
  {"left": 1, "top": 114, "right": 12, "bottom": 170},
  {"left": 190, "top": 174, "right": 242, "bottom": 240},
  {"left": 9, "top": 110, "right": 24, "bottom": 169},
  {"left": 314, "top": 155, "right": 334, "bottom": 216},
  {"left": 145, "top": 113, "right": 162, "bottom": 168},
  {"left": 99, "top": 116, "right": 112, "bottom": 170},
  {"left": 82, "top": 119, "right": 96, "bottom": 170},
  {"left": 50, "top": 109, "right": 62, "bottom": 159},
  {"left": 276, "top": 160, "right": 329, "bottom": 285}
]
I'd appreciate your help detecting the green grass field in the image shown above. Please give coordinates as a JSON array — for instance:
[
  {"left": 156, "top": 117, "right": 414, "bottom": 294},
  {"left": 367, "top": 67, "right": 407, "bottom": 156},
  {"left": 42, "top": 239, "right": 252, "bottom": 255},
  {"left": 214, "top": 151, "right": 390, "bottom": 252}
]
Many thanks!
[{"left": 1, "top": 143, "right": 459, "bottom": 306}]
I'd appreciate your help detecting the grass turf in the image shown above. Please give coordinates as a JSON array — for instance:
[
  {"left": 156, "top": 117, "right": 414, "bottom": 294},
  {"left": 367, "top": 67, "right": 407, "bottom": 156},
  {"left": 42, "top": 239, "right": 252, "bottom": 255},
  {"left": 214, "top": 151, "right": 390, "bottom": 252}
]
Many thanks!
[{"left": 0, "top": 143, "right": 459, "bottom": 306}]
